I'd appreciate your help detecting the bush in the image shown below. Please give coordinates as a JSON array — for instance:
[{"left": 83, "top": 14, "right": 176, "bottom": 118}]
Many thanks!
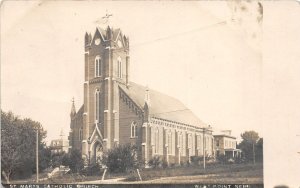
[
  {"left": 102, "top": 144, "right": 139, "bottom": 173},
  {"left": 190, "top": 156, "right": 201, "bottom": 165},
  {"left": 62, "top": 149, "right": 84, "bottom": 173},
  {"left": 217, "top": 154, "right": 227, "bottom": 164},
  {"left": 148, "top": 156, "right": 161, "bottom": 168},
  {"left": 81, "top": 163, "right": 103, "bottom": 176},
  {"left": 161, "top": 160, "right": 168, "bottom": 169}
]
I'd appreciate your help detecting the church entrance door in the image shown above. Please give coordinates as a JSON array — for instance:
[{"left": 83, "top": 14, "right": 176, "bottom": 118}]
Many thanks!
[{"left": 93, "top": 142, "right": 103, "bottom": 165}]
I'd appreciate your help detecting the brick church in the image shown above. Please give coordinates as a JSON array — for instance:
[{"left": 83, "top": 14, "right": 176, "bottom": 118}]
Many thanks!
[{"left": 68, "top": 25, "right": 214, "bottom": 166}]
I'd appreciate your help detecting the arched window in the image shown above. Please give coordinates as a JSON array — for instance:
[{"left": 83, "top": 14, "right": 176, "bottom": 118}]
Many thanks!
[
  {"left": 117, "top": 57, "right": 122, "bottom": 78},
  {"left": 167, "top": 130, "right": 172, "bottom": 154},
  {"left": 130, "top": 121, "right": 137, "bottom": 138},
  {"left": 155, "top": 128, "right": 159, "bottom": 154},
  {"left": 178, "top": 132, "right": 183, "bottom": 149},
  {"left": 188, "top": 134, "right": 192, "bottom": 149},
  {"left": 79, "top": 127, "right": 83, "bottom": 141},
  {"left": 95, "top": 89, "right": 100, "bottom": 123},
  {"left": 95, "top": 56, "right": 101, "bottom": 77},
  {"left": 197, "top": 135, "right": 201, "bottom": 149}
]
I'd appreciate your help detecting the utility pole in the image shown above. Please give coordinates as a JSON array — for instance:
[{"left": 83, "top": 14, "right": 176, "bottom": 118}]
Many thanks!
[
  {"left": 251, "top": 134, "right": 256, "bottom": 165},
  {"left": 203, "top": 125, "right": 212, "bottom": 170},
  {"left": 36, "top": 127, "right": 39, "bottom": 183},
  {"left": 252, "top": 140, "right": 255, "bottom": 164}
]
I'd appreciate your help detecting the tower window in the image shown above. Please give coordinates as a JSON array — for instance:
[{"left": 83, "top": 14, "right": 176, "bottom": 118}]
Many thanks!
[
  {"left": 95, "top": 89, "right": 100, "bottom": 123},
  {"left": 130, "top": 121, "right": 137, "bottom": 138},
  {"left": 95, "top": 56, "right": 102, "bottom": 77},
  {"left": 117, "top": 57, "right": 122, "bottom": 78}
]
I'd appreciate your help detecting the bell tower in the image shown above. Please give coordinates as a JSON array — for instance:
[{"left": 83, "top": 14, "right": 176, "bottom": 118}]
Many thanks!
[{"left": 82, "top": 25, "right": 130, "bottom": 157}]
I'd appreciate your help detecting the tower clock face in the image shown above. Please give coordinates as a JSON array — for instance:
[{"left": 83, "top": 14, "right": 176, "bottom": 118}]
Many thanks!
[
  {"left": 95, "top": 38, "right": 100, "bottom": 45},
  {"left": 117, "top": 40, "right": 123, "bottom": 47}
]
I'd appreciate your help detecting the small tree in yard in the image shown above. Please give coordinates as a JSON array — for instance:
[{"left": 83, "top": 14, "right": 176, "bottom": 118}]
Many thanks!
[
  {"left": 102, "top": 144, "right": 138, "bottom": 173},
  {"left": 238, "top": 131, "right": 261, "bottom": 164}
]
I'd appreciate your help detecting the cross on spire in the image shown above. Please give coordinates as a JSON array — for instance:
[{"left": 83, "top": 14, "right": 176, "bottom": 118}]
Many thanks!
[
  {"left": 70, "top": 97, "right": 76, "bottom": 117},
  {"left": 102, "top": 10, "right": 113, "bottom": 25}
]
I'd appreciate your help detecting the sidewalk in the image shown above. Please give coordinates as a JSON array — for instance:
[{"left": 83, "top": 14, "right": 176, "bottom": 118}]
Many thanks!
[{"left": 78, "top": 178, "right": 126, "bottom": 184}]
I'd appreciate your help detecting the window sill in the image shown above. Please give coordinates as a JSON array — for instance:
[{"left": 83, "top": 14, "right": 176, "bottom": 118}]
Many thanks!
[{"left": 130, "top": 136, "right": 138, "bottom": 139}]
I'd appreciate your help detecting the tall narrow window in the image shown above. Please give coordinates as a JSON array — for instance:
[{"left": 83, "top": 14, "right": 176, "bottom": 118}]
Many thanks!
[
  {"left": 168, "top": 130, "right": 172, "bottom": 154},
  {"left": 197, "top": 135, "right": 201, "bottom": 149},
  {"left": 79, "top": 127, "right": 83, "bottom": 141},
  {"left": 95, "top": 56, "right": 101, "bottom": 77},
  {"left": 95, "top": 89, "right": 100, "bottom": 123},
  {"left": 155, "top": 128, "right": 159, "bottom": 154},
  {"left": 188, "top": 134, "right": 192, "bottom": 149},
  {"left": 131, "top": 121, "right": 137, "bottom": 138},
  {"left": 178, "top": 132, "right": 183, "bottom": 151},
  {"left": 117, "top": 57, "right": 122, "bottom": 78}
]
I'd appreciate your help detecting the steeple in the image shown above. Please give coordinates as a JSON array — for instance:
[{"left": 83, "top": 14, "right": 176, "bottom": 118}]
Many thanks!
[
  {"left": 143, "top": 86, "right": 151, "bottom": 122},
  {"left": 144, "top": 86, "right": 151, "bottom": 107},
  {"left": 70, "top": 97, "right": 76, "bottom": 117},
  {"left": 60, "top": 128, "right": 65, "bottom": 140}
]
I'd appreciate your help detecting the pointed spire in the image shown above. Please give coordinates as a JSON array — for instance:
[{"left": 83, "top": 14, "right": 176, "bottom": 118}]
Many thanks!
[
  {"left": 106, "top": 25, "right": 113, "bottom": 40},
  {"left": 70, "top": 97, "right": 76, "bottom": 117},
  {"left": 144, "top": 85, "right": 151, "bottom": 107},
  {"left": 60, "top": 128, "right": 65, "bottom": 140}
]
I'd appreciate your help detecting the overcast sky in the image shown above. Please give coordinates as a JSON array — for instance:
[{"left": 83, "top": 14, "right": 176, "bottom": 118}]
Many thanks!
[
  {"left": 1, "top": 1, "right": 263, "bottom": 140},
  {"left": 1, "top": 1, "right": 300, "bottom": 186}
]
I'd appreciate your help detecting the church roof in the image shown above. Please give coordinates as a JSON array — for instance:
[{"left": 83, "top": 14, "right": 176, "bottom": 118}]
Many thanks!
[{"left": 119, "top": 82, "right": 207, "bottom": 128}]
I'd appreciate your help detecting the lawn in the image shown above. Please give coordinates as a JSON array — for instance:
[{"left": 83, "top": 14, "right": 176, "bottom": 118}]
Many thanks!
[
  {"left": 125, "top": 163, "right": 263, "bottom": 184},
  {"left": 9, "top": 162, "right": 263, "bottom": 184}
]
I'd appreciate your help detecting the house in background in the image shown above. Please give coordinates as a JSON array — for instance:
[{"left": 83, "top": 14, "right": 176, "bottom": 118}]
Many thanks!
[
  {"left": 214, "top": 130, "right": 241, "bottom": 159},
  {"left": 50, "top": 129, "right": 69, "bottom": 154}
]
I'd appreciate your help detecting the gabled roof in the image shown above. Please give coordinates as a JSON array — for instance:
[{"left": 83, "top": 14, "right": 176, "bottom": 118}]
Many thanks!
[
  {"left": 112, "top": 28, "right": 121, "bottom": 41},
  {"left": 95, "top": 27, "right": 121, "bottom": 42},
  {"left": 119, "top": 82, "right": 207, "bottom": 128}
]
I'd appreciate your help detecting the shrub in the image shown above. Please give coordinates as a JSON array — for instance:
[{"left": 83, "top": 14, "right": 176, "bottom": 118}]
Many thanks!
[
  {"left": 186, "top": 160, "right": 190, "bottom": 167},
  {"left": 190, "top": 156, "right": 201, "bottom": 165},
  {"left": 148, "top": 156, "right": 161, "bottom": 168},
  {"left": 161, "top": 160, "right": 168, "bottom": 169},
  {"left": 81, "top": 163, "right": 103, "bottom": 176},
  {"left": 217, "top": 154, "right": 227, "bottom": 164},
  {"left": 102, "top": 144, "right": 139, "bottom": 173},
  {"left": 62, "top": 149, "right": 84, "bottom": 173}
]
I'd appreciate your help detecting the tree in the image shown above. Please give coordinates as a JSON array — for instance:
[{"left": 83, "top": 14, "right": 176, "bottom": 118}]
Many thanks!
[
  {"left": 1, "top": 111, "right": 50, "bottom": 182},
  {"left": 102, "top": 144, "right": 138, "bottom": 173},
  {"left": 255, "top": 138, "right": 263, "bottom": 162},
  {"left": 238, "top": 131, "right": 260, "bottom": 164}
]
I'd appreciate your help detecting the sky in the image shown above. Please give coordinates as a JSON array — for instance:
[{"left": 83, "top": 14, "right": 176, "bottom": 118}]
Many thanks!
[
  {"left": 1, "top": 1, "right": 262, "bottom": 141},
  {"left": 1, "top": 1, "right": 300, "bottom": 186}
]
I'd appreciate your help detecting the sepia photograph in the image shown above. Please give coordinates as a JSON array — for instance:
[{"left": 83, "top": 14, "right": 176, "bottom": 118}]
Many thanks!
[{"left": 1, "top": 1, "right": 300, "bottom": 188}]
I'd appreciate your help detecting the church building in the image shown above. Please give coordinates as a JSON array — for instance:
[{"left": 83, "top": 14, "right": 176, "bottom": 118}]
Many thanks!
[{"left": 68, "top": 25, "right": 214, "bottom": 166}]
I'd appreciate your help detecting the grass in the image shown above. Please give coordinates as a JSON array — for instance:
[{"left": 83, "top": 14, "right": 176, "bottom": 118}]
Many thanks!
[
  {"left": 9, "top": 162, "right": 263, "bottom": 184},
  {"left": 124, "top": 162, "right": 263, "bottom": 183}
]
